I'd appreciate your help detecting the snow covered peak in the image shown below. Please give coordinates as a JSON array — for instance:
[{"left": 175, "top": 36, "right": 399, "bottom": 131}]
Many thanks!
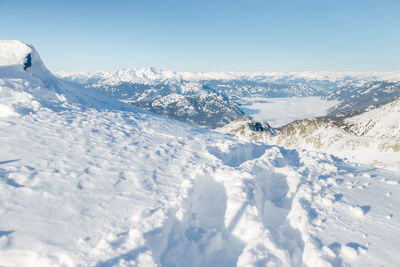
[
  {"left": 56, "top": 67, "right": 400, "bottom": 85},
  {"left": 0, "top": 40, "right": 56, "bottom": 87},
  {"left": 0, "top": 40, "right": 107, "bottom": 118},
  {"left": 0, "top": 40, "right": 32, "bottom": 67},
  {"left": 57, "top": 67, "right": 182, "bottom": 85}
]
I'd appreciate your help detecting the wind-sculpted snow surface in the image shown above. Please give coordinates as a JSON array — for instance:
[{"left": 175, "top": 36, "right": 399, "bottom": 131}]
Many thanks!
[{"left": 1, "top": 41, "right": 400, "bottom": 266}]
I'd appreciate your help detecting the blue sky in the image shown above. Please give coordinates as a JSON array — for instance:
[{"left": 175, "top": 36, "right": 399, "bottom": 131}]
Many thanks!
[{"left": 1, "top": 0, "right": 399, "bottom": 72}]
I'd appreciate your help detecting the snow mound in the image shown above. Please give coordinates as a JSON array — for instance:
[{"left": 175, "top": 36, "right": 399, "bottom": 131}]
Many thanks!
[
  {"left": 0, "top": 40, "right": 124, "bottom": 118},
  {"left": 0, "top": 40, "right": 66, "bottom": 118},
  {"left": 0, "top": 40, "right": 56, "bottom": 86},
  {"left": 0, "top": 40, "right": 32, "bottom": 67}
]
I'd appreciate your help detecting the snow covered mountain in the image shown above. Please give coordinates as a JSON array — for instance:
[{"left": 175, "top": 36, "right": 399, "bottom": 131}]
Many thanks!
[
  {"left": 57, "top": 68, "right": 400, "bottom": 90},
  {"left": 219, "top": 97, "right": 400, "bottom": 172},
  {"left": 57, "top": 68, "right": 400, "bottom": 127},
  {"left": 326, "top": 80, "right": 400, "bottom": 118},
  {"left": 2, "top": 41, "right": 400, "bottom": 267},
  {"left": 58, "top": 68, "right": 340, "bottom": 98},
  {"left": 57, "top": 69, "right": 248, "bottom": 129},
  {"left": 343, "top": 97, "right": 400, "bottom": 137},
  {"left": 92, "top": 81, "right": 247, "bottom": 129}
]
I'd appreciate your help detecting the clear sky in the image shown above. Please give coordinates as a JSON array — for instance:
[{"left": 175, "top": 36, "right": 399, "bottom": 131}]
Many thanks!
[{"left": 1, "top": 0, "right": 399, "bottom": 72}]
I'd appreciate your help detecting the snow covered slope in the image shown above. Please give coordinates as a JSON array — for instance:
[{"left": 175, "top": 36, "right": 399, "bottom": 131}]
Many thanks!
[
  {"left": 57, "top": 69, "right": 248, "bottom": 129},
  {"left": 219, "top": 97, "right": 400, "bottom": 172},
  {"left": 326, "top": 80, "right": 400, "bottom": 118},
  {"left": 0, "top": 40, "right": 57, "bottom": 86},
  {"left": 343, "top": 97, "right": 400, "bottom": 137},
  {"left": 1, "top": 41, "right": 400, "bottom": 267}
]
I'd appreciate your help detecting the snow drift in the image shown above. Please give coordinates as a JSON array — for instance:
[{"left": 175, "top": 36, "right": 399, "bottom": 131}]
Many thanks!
[
  {"left": 0, "top": 40, "right": 56, "bottom": 86},
  {"left": 0, "top": 40, "right": 65, "bottom": 118},
  {"left": 1, "top": 41, "right": 400, "bottom": 267}
]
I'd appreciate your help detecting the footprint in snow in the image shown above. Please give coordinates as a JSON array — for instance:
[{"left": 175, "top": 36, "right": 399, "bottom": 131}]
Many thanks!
[
  {"left": 326, "top": 242, "right": 341, "bottom": 256},
  {"left": 362, "top": 173, "right": 371, "bottom": 179},
  {"left": 386, "top": 214, "right": 393, "bottom": 220},
  {"left": 326, "top": 242, "right": 368, "bottom": 260},
  {"left": 77, "top": 182, "right": 83, "bottom": 190},
  {"left": 386, "top": 180, "right": 399, "bottom": 185},
  {"left": 341, "top": 242, "right": 368, "bottom": 260},
  {"left": 0, "top": 230, "right": 14, "bottom": 237},
  {"left": 335, "top": 178, "right": 344, "bottom": 185},
  {"left": 334, "top": 193, "right": 343, "bottom": 202},
  {"left": 350, "top": 205, "right": 371, "bottom": 217},
  {"left": 357, "top": 182, "right": 370, "bottom": 189}
]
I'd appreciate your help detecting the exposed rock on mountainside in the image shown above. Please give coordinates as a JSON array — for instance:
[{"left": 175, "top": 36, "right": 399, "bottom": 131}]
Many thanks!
[
  {"left": 218, "top": 98, "right": 400, "bottom": 171},
  {"left": 63, "top": 75, "right": 248, "bottom": 129},
  {"left": 58, "top": 68, "right": 400, "bottom": 128},
  {"left": 326, "top": 81, "right": 400, "bottom": 118}
]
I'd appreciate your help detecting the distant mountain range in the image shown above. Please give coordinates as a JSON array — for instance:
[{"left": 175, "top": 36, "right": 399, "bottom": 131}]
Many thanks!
[
  {"left": 57, "top": 68, "right": 400, "bottom": 86},
  {"left": 325, "top": 80, "right": 400, "bottom": 118},
  {"left": 57, "top": 67, "right": 400, "bottom": 128}
]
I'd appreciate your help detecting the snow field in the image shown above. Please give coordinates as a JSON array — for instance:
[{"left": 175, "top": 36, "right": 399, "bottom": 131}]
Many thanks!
[
  {"left": 2, "top": 82, "right": 400, "bottom": 266},
  {"left": 1, "top": 40, "right": 400, "bottom": 266}
]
